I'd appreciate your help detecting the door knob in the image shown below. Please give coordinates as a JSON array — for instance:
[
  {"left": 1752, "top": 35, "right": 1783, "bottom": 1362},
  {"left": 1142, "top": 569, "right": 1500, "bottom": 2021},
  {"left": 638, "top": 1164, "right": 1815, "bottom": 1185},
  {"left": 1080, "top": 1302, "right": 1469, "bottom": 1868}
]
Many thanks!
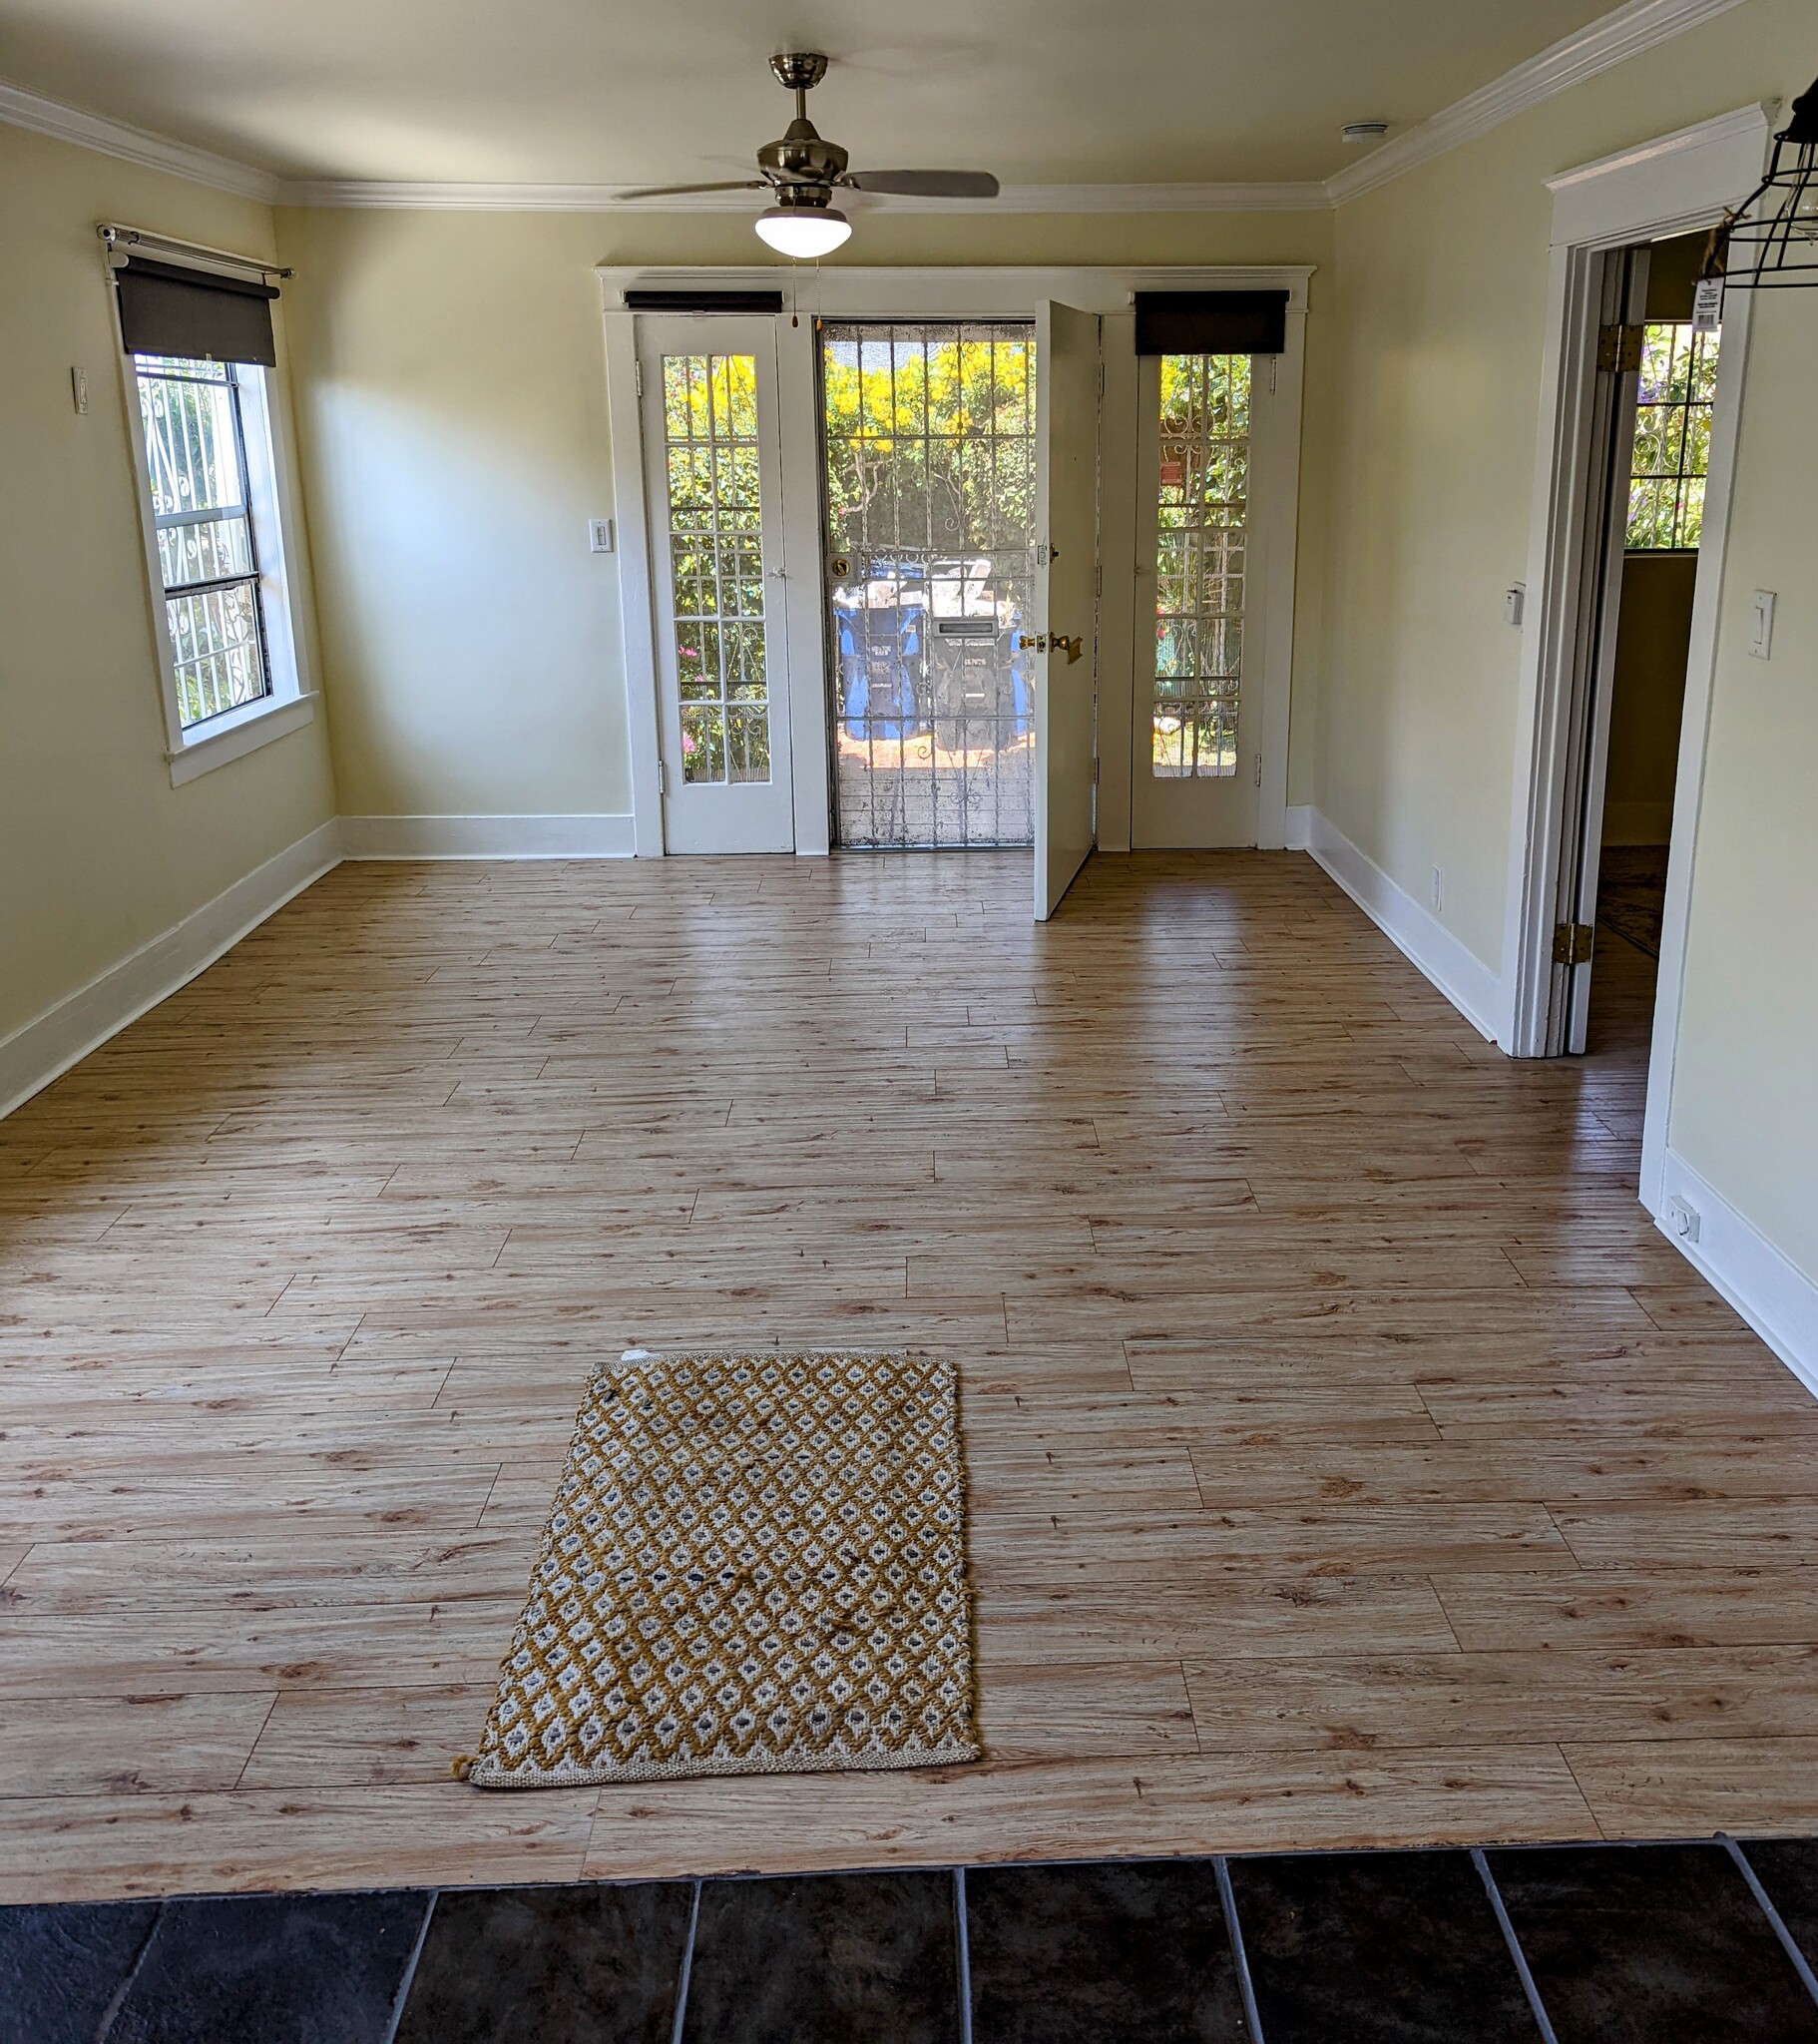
[{"left": 1022, "top": 632, "right": 1083, "bottom": 663}]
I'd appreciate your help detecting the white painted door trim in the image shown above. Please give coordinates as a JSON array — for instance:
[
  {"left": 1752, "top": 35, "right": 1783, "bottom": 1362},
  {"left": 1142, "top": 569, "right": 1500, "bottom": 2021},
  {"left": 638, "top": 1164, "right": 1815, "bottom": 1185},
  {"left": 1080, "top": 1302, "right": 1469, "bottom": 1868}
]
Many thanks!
[
  {"left": 599, "top": 266, "right": 1313, "bottom": 860},
  {"left": 1497, "top": 104, "right": 1772, "bottom": 1214}
]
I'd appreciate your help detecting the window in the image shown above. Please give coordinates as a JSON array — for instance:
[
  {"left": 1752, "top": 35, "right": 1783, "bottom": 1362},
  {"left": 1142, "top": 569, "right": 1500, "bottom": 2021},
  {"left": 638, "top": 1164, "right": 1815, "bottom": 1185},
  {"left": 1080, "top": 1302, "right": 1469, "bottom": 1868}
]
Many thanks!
[
  {"left": 1626, "top": 322, "right": 1720, "bottom": 551},
  {"left": 113, "top": 247, "right": 309, "bottom": 781},
  {"left": 1152, "top": 352, "right": 1249, "bottom": 777},
  {"left": 134, "top": 354, "right": 272, "bottom": 729}
]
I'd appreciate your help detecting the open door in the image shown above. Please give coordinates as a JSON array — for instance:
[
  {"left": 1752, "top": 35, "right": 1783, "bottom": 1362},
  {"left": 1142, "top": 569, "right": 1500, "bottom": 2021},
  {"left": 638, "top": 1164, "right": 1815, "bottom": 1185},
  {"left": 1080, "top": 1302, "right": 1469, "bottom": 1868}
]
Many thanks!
[
  {"left": 1032, "top": 301, "right": 1101, "bottom": 920},
  {"left": 1550, "top": 247, "right": 1649, "bottom": 1052}
]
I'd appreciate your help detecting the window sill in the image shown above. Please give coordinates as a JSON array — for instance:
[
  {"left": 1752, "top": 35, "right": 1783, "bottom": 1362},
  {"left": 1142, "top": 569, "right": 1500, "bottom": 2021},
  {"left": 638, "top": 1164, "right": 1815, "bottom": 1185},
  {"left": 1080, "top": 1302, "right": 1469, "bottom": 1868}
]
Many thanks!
[{"left": 168, "top": 692, "right": 317, "bottom": 787}]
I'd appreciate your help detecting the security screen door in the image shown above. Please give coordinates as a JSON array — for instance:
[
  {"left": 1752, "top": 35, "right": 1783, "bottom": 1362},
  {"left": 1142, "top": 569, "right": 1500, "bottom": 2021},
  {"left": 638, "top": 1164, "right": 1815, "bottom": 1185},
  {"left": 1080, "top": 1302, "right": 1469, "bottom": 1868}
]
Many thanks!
[
  {"left": 1131, "top": 348, "right": 1267, "bottom": 847},
  {"left": 640, "top": 317, "right": 795, "bottom": 853},
  {"left": 1032, "top": 300, "right": 1101, "bottom": 920},
  {"left": 820, "top": 321, "right": 1038, "bottom": 849}
]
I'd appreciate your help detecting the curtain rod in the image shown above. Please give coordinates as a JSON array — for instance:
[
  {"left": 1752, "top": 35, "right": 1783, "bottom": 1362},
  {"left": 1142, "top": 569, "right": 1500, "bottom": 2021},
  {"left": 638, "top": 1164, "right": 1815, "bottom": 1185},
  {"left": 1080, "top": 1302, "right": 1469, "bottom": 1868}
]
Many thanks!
[{"left": 97, "top": 223, "right": 293, "bottom": 280}]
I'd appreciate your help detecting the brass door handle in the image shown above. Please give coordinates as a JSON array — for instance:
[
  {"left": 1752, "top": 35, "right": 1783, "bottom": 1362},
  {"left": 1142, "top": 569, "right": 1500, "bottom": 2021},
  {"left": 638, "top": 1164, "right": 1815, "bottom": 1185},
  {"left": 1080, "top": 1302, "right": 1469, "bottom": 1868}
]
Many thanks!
[{"left": 1023, "top": 632, "right": 1084, "bottom": 663}]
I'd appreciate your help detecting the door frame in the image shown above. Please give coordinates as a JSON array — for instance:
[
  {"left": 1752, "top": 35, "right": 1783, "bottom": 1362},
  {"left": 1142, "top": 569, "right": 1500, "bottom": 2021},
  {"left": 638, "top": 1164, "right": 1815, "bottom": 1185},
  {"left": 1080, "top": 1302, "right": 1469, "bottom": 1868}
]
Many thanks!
[
  {"left": 1497, "top": 103, "right": 1773, "bottom": 1214},
  {"left": 600, "top": 264, "right": 1312, "bottom": 860}
]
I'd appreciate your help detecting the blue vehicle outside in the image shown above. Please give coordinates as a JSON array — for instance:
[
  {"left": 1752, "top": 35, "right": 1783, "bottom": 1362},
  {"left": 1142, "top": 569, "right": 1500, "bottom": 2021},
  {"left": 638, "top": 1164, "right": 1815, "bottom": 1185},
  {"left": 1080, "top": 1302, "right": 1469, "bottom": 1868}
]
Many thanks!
[{"left": 832, "top": 559, "right": 1033, "bottom": 745}]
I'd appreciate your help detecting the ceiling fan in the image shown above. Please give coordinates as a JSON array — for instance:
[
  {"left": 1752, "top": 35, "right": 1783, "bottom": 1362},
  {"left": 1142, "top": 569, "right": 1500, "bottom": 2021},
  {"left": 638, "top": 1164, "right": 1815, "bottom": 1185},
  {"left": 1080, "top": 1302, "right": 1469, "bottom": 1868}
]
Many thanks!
[{"left": 616, "top": 52, "right": 1001, "bottom": 257}]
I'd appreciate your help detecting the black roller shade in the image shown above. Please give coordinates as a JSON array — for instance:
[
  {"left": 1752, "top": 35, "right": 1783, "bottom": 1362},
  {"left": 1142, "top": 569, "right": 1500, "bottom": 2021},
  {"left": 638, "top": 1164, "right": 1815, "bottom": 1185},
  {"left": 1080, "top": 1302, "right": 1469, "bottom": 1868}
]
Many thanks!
[
  {"left": 115, "top": 256, "right": 279, "bottom": 367},
  {"left": 1134, "top": 289, "right": 1289, "bottom": 356},
  {"left": 623, "top": 289, "right": 785, "bottom": 313}
]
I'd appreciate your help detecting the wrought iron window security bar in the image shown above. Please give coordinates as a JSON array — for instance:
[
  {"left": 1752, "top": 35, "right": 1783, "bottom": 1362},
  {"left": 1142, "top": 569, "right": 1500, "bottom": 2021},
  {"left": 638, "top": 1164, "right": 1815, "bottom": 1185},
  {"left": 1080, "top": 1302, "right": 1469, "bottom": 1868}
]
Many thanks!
[{"left": 1701, "top": 77, "right": 1818, "bottom": 291}]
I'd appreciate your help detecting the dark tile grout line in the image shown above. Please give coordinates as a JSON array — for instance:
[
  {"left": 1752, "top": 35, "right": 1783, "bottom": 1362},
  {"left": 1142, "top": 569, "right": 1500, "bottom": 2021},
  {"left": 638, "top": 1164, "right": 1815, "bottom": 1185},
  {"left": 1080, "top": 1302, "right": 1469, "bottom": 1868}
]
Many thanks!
[
  {"left": 668, "top": 1876, "right": 701, "bottom": 2044},
  {"left": 953, "top": 1865, "right": 974, "bottom": 2044},
  {"left": 1212, "top": 1855, "right": 1266, "bottom": 2044},
  {"left": 1725, "top": 1836, "right": 1818, "bottom": 2013},
  {"left": 42, "top": 1833, "right": 1818, "bottom": 2043},
  {"left": 378, "top": 1889, "right": 438, "bottom": 2044},
  {"left": 91, "top": 1899, "right": 166, "bottom": 2044},
  {"left": 1473, "top": 1847, "right": 1560, "bottom": 2044}
]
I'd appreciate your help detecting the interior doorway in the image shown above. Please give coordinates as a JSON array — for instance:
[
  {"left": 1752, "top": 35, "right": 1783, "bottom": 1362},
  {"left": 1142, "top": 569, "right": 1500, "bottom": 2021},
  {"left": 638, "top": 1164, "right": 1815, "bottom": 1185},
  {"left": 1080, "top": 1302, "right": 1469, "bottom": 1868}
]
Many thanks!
[{"left": 1551, "top": 229, "right": 1724, "bottom": 1059}]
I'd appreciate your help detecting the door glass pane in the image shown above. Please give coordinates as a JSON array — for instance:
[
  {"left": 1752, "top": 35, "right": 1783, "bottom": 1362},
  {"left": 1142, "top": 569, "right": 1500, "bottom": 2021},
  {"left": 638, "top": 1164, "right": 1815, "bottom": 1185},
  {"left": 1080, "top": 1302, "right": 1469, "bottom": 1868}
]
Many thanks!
[
  {"left": 1625, "top": 322, "right": 1720, "bottom": 551},
  {"left": 662, "top": 354, "right": 771, "bottom": 784},
  {"left": 1152, "top": 353, "right": 1249, "bottom": 778},
  {"left": 822, "top": 321, "right": 1036, "bottom": 847}
]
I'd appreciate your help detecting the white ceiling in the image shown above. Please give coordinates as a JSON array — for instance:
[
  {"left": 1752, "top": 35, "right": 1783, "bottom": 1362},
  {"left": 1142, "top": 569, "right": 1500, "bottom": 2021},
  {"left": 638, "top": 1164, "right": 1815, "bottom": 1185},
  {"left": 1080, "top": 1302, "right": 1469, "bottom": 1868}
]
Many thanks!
[{"left": 0, "top": 0, "right": 1627, "bottom": 188}]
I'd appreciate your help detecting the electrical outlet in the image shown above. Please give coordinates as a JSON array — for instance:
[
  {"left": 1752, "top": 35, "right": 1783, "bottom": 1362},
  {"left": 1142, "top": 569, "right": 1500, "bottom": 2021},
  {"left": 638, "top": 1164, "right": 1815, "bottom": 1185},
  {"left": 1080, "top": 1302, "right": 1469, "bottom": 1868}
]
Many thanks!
[
  {"left": 1749, "top": 590, "right": 1776, "bottom": 661},
  {"left": 71, "top": 366, "right": 89, "bottom": 415},
  {"left": 1664, "top": 1195, "right": 1701, "bottom": 1244},
  {"left": 1430, "top": 865, "right": 1443, "bottom": 913},
  {"left": 588, "top": 517, "right": 615, "bottom": 555}
]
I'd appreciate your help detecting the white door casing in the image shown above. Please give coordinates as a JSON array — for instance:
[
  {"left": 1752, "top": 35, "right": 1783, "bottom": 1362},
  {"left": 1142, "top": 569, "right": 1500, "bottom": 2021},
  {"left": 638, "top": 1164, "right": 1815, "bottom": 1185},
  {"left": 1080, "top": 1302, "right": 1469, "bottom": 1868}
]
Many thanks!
[{"left": 1032, "top": 300, "right": 1102, "bottom": 921}]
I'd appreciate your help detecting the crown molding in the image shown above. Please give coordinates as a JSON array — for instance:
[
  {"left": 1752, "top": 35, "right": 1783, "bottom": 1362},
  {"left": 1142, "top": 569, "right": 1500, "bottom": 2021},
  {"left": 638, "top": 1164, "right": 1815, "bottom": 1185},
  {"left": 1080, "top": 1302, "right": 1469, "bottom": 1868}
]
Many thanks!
[
  {"left": 0, "top": 0, "right": 1753, "bottom": 223},
  {"left": 275, "top": 178, "right": 1332, "bottom": 213},
  {"left": 0, "top": 75, "right": 278, "bottom": 202},
  {"left": 1324, "top": 0, "right": 1752, "bottom": 205}
]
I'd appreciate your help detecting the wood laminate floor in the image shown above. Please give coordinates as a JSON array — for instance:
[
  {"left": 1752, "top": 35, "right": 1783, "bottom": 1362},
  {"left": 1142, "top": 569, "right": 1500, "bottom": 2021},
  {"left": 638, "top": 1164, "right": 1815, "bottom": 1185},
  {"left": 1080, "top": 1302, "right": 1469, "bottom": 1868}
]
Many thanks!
[{"left": 3, "top": 851, "right": 1813, "bottom": 1904}]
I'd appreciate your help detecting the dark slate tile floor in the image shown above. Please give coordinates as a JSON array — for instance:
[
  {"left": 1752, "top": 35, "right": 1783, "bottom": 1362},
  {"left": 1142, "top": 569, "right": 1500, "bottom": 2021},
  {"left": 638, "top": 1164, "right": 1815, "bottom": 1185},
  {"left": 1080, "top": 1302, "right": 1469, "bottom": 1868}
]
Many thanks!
[{"left": 9, "top": 1836, "right": 1818, "bottom": 2044}]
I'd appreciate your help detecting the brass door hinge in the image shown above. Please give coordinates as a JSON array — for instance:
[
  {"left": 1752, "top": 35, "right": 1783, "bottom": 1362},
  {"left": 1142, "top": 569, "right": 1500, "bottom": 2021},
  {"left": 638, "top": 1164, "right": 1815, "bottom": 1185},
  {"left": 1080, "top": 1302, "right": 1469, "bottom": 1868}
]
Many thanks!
[
  {"left": 1553, "top": 921, "right": 1594, "bottom": 966},
  {"left": 1596, "top": 322, "right": 1644, "bottom": 373}
]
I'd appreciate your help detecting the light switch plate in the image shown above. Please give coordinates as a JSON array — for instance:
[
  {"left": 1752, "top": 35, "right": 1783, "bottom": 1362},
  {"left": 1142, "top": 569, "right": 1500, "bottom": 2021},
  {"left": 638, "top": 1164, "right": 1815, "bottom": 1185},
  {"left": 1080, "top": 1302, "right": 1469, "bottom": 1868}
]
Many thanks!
[
  {"left": 1749, "top": 589, "right": 1776, "bottom": 661},
  {"left": 589, "top": 517, "right": 615, "bottom": 555},
  {"left": 1504, "top": 584, "right": 1525, "bottom": 629},
  {"left": 71, "top": 366, "right": 89, "bottom": 415}
]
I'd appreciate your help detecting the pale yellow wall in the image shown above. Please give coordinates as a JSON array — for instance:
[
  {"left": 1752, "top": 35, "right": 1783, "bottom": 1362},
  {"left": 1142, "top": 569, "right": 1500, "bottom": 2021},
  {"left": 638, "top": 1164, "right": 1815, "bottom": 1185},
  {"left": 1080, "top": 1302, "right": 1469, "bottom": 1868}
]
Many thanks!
[
  {"left": 1315, "top": 0, "right": 1816, "bottom": 1282},
  {"left": 1670, "top": 286, "right": 1818, "bottom": 1277},
  {"left": 273, "top": 205, "right": 1337, "bottom": 819},
  {"left": 1317, "top": 0, "right": 1810, "bottom": 967},
  {"left": 0, "top": 124, "right": 337, "bottom": 1046}
]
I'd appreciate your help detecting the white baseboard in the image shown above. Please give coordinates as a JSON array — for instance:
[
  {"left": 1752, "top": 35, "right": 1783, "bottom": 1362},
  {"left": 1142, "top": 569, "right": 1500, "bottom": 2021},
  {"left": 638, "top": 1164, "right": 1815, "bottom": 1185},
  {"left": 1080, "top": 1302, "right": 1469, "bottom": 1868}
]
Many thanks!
[
  {"left": 0, "top": 818, "right": 342, "bottom": 1121},
  {"left": 1296, "top": 808, "right": 1502, "bottom": 1041},
  {"left": 1282, "top": 803, "right": 1313, "bottom": 851},
  {"left": 1655, "top": 1151, "right": 1818, "bottom": 1398},
  {"left": 340, "top": 813, "right": 636, "bottom": 859}
]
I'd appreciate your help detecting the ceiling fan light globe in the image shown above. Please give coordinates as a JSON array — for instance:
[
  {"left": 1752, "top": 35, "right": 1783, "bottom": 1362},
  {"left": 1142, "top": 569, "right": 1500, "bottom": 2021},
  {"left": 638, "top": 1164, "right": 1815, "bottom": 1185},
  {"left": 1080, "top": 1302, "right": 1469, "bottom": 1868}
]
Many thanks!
[{"left": 754, "top": 206, "right": 851, "bottom": 258}]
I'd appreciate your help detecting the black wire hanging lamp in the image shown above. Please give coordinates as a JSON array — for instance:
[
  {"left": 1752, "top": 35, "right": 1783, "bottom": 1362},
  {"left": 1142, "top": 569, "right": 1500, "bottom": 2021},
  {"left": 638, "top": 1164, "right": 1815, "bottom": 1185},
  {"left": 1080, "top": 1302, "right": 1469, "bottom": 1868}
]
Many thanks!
[{"left": 1700, "top": 76, "right": 1818, "bottom": 296}]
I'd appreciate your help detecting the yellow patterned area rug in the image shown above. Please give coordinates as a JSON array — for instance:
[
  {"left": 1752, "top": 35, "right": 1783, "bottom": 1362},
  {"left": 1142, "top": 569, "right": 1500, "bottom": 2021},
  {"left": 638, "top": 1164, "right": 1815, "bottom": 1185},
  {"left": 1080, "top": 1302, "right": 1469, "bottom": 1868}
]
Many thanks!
[{"left": 456, "top": 1348, "right": 980, "bottom": 1788}]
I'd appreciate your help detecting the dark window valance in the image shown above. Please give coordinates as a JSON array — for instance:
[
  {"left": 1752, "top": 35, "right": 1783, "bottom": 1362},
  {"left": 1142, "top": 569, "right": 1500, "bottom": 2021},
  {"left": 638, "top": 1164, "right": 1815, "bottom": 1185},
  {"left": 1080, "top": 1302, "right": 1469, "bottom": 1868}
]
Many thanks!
[
  {"left": 115, "top": 256, "right": 279, "bottom": 367},
  {"left": 1134, "top": 289, "right": 1289, "bottom": 357},
  {"left": 623, "top": 289, "right": 786, "bottom": 314}
]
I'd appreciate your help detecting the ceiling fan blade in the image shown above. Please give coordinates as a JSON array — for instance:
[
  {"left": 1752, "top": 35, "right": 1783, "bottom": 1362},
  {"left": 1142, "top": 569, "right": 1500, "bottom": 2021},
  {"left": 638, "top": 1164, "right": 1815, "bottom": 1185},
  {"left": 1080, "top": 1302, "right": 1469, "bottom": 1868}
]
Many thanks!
[
  {"left": 841, "top": 169, "right": 1000, "bottom": 198},
  {"left": 615, "top": 180, "right": 768, "bottom": 201}
]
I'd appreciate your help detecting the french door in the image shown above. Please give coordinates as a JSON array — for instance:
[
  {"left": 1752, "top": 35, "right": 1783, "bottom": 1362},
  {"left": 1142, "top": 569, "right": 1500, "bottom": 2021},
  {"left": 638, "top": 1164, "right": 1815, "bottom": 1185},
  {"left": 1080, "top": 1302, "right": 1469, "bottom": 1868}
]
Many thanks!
[
  {"left": 639, "top": 317, "right": 795, "bottom": 852},
  {"left": 1130, "top": 348, "right": 1277, "bottom": 847},
  {"left": 1032, "top": 300, "right": 1102, "bottom": 919}
]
